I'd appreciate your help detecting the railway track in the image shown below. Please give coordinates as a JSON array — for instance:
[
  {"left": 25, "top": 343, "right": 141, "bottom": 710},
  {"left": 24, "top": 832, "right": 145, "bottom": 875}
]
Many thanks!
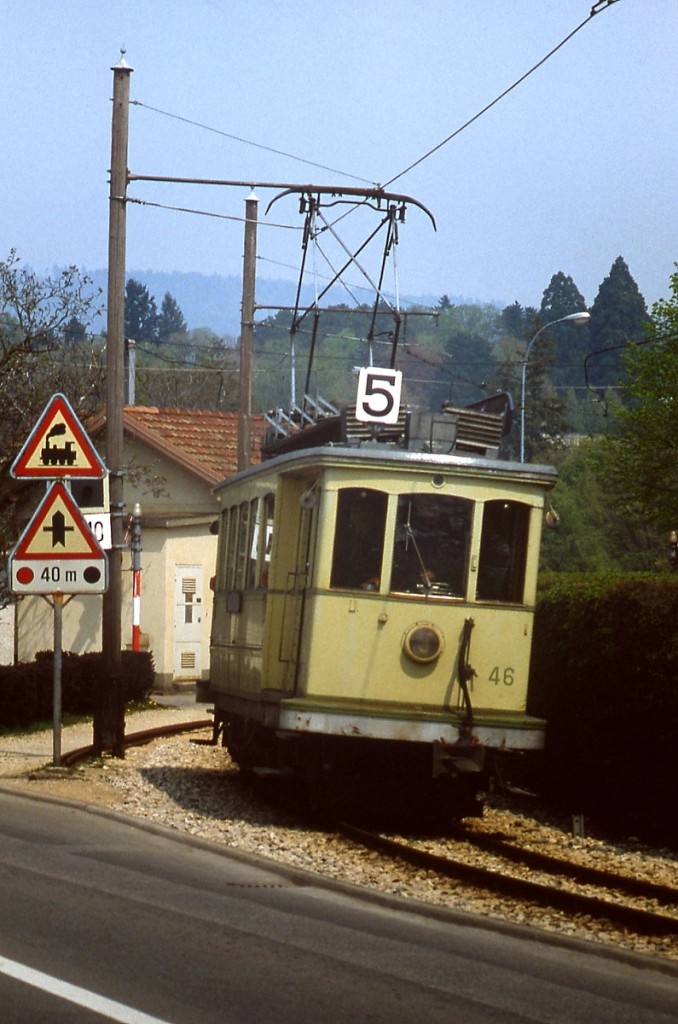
[
  {"left": 337, "top": 822, "right": 678, "bottom": 939},
  {"left": 60, "top": 724, "right": 678, "bottom": 942},
  {"left": 59, "top": 719, "right": 213, "bottom": 768}
]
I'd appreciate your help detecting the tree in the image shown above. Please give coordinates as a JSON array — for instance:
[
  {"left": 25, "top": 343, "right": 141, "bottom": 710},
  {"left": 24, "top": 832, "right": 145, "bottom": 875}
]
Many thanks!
[
  {"left": 587, "top": 257, "right": 649, "bottom": 392},
  {"left": 539, "top": 272, "right": 589, "bottom": 389},
  {"left": 157, "top": 291, "right": 188, "bottom": 343},
  {"left": 124, "top": 278, "right": 158, "bottom": 343},
  {"left": 494, "top": 302, "right": 567, "bottom": 459},
  {"left": 134, "top": 328, "right": 239, "bottom": 411},
  {"left": 63, "top": 316, "right": 86, "bottom": 348},
  {"left": 498, "top": 301, "right": 527, "bottom": 340},
  {"left": 0, "top": 252, "right": 104, "bottom": 600},
  {"left": 539, "top": 441, "right": 661, "bottom": 573},
  {"left": 597, "top": 266, "right": 678, "bottom": 534},
  {"left": 401, "top": 304, "right": 499, "bottom": 411}
]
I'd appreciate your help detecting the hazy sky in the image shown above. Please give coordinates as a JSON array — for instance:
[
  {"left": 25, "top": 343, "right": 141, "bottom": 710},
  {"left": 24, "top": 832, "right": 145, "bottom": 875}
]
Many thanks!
[{"left": 3, "top": 0, "right": 676, "bottom": 315}]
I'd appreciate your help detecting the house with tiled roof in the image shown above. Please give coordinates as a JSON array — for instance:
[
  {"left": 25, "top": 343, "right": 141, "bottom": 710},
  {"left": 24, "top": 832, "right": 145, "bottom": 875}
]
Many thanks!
[{"left": 14, "top": 407, "right": 262, "bottom": 691}]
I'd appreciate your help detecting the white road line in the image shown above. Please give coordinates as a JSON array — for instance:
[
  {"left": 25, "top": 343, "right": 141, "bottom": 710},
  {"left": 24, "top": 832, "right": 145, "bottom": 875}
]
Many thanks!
[{"left": 0, "top": 954, "right": 176, "bottom": 1024}]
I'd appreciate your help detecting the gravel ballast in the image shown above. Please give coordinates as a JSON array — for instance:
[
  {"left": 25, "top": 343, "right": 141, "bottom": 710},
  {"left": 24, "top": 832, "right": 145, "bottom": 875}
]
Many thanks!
[{"left": 1, "top": 701, "right": 677, "bottom": 965}]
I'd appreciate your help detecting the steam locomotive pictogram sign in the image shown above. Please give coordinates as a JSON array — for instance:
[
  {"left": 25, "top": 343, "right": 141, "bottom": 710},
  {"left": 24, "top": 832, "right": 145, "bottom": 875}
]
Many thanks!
[{"left": 10, "top": 393, "right": 106, "bottom": 480}]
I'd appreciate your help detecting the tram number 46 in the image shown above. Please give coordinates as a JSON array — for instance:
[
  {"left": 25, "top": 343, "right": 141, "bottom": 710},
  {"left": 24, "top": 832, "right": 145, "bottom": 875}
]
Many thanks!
[
  {"left": 489, "top": 667, "right": 515, "bottom": 686},
  {"left": 355, "top": 367, "right": 403, "bottom": 425}
]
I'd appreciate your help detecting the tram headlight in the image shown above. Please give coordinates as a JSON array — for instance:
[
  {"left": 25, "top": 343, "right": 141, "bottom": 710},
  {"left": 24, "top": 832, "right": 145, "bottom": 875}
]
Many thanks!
[{"left": 403, "top": 622, "right": 444, "bottom": 664}]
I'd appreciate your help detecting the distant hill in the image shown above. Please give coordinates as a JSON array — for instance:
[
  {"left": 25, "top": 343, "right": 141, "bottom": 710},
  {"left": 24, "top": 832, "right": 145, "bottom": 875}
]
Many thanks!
[{"left": 83, "top": 268, "right": 457, "bottom": 337}]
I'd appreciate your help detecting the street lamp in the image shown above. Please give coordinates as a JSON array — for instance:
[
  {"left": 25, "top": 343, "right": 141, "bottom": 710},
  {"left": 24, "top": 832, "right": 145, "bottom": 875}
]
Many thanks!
[{"left": 520, "top": 311, "right": 591, "bottom": 463}]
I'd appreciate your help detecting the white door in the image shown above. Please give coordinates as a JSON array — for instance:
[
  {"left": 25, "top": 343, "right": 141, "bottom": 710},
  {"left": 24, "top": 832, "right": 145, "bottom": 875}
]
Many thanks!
[{"left": 174, "top": 565, "right": 203, "bottom": 680}]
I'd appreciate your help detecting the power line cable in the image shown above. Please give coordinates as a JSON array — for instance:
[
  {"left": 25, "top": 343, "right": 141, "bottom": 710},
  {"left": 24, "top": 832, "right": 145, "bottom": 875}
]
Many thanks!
[
  {"left": 127, "top": 195, "right": 299, "bottom": 231},
  {"left": 383, "top": 0, "right": 623, "bottom": 189},
  {"left": 131, "top": 100, "right": 378, "bottom": 187}
]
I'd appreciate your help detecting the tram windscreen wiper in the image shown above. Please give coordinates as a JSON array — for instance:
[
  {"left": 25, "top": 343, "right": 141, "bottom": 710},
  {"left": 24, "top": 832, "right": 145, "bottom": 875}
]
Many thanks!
[{"left": 405, "top": 502, "right": 432, "bottom": 590}]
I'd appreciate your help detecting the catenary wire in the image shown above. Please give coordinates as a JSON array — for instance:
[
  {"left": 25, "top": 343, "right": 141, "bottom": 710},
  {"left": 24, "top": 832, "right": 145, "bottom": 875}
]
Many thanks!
[
  {"left": 127, "top": 195, "right": 299, "bottom": 231},
  {"left": 130, "top": 100, "right": 378, "bottom": 187},
  {"left": 382, "top": 1, "right": 622, "bottom": 189}
]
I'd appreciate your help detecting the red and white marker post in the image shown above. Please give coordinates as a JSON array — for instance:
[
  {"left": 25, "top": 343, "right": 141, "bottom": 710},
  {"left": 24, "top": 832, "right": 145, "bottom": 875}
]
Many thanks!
[{"left": 129, "top": 504, "right": 142, "bottom": 652}]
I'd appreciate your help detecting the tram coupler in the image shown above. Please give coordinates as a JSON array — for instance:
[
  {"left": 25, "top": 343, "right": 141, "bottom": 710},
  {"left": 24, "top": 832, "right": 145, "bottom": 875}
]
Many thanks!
[{"left": 432, "top": 737, "right": 485, "bottom": 778}]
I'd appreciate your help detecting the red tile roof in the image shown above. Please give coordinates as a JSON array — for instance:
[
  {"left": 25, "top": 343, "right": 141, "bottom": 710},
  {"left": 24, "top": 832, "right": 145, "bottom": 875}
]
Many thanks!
[{"left": 122, "top": 407, "right": 263, "bottom": 487}]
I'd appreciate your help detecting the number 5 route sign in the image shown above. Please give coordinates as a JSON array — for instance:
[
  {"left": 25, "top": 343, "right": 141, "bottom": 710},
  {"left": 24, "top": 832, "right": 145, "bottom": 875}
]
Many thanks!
[
  {"left": 355, "top": 367, "right": 403, "bottom": 425},
  {"left": 8, "top": 482, "right": 108, "bottom": 595}
]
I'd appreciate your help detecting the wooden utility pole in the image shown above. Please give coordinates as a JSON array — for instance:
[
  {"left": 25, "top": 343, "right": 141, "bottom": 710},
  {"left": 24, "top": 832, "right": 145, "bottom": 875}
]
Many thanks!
[
  {"left": 97, "top": 54, "right": 132, "bottom": 757},
  {"left": 238, "top": 191, "right": 258, "bottom": 471}
]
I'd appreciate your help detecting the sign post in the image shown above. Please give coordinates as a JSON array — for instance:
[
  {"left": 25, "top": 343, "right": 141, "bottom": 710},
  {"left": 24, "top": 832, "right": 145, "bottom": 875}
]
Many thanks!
[
  {"left": 8, "top": 394, "right": 108, "bottom": 766},
  {"left": 53, "top": 594, "right": 64, "bottom": 767}
]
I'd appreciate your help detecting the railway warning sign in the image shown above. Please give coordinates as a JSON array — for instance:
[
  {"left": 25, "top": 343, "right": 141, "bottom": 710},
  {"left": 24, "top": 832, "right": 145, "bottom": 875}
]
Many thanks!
[
  {"left": 9, "top": 482, "right": 108, "bottom": 594},
  {"left": 10, "top": 392, "right": 106, "bottom": 480}
]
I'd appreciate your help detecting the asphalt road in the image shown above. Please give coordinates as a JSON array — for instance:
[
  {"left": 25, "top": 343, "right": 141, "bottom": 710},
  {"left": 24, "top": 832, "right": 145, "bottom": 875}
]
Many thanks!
[{"left": 0, "top": 789, "right": 676, "bottom": 1024}]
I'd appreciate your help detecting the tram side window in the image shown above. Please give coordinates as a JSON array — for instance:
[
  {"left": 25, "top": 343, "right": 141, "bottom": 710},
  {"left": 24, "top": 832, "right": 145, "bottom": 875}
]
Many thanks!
[
  {"left": 261, "top": 492, "right": 275, "bottom": 588},
  {"left": 246, "top": 493, "right": 275, "bottom": 588},
  {"left": 235, "top": 502, "right": 251, "bottom": 589},
  {"left": 245, "top": 498, "right": 260, "bottom": 588},
  {"left": 330, "top": 488, "right": 387, "bottom": 590},
  {"left": 215, "top": 507, "right": 231, "bottom": 591},
  {"left": 476, "top": 500, "right": 530, "bottom": 603},
  {"left": 224, "top": 506, "right": 238, "bottom": 591},
  {"left": 391, "top": 494, "right": 473, "bottom": 596}
]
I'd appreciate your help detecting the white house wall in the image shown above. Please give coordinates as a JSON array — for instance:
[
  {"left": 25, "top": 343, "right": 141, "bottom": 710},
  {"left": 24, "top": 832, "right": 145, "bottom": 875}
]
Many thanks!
[{"left": 143, "top": 525, "right": 217, "bottom": 692}]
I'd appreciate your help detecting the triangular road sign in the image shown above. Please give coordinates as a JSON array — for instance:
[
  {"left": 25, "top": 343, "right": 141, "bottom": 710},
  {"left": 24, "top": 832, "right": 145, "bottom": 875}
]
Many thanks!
[
  {"left": 11, "top": 393, "right": 106, "bottom": 479},
  {"left": 14, "top": 482, "right": 106, "bottom": 560}
]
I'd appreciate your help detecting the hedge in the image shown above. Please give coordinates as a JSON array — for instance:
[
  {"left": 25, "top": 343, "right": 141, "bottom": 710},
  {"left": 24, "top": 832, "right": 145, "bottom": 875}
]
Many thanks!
[
  {"left": 528, "top": 574, "right": 678, "bottom": 841},
  {"left": 0, "top": 650, "right": 155, "bottom": 729}
]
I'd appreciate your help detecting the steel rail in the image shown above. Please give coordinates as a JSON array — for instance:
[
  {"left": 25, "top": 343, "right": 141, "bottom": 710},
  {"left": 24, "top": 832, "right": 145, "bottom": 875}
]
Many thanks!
[
  {"left": 337, "top": 823, "right": 678, "bottom": 939},
  {"left": 60, "top": 719, "right": 213, "bottom": 768},
  {"left": 442, "top": 822, "right": 678, "bottom": 908}
]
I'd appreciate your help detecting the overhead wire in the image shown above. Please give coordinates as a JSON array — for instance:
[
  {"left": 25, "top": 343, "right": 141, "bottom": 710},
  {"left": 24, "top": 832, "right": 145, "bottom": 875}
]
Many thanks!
[
  {"left": 382, "top": 0, "right": 623, "bottom": 189},
  {"left": 127, "top": 195, "right": 299, "bottom": 231},
  {"left": 127, "top": 2, "right": 625, "bottom": 400},
  {"left": 130, "top": 99, "right": 378, "bottom": 187}
]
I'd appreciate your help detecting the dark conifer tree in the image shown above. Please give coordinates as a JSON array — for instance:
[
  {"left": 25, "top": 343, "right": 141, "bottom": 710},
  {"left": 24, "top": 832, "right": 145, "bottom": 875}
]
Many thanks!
[
  {"left": 63, "top": 316, "right": 86, "bottom": 348},
  {"left": 539, "top": 272, "right": 589, "bottom": 389},
  {"left": 498, "top": 301, "right": 526, "bottom": 339},
  {"left": 157, "top": 292, "right": 188, "bottom": 342},
  {"left": 587, "top": 257, "right": 648, "bottom": 391},
  {"left": 124, "top": 279, "right": 158, "bottom": 344}
]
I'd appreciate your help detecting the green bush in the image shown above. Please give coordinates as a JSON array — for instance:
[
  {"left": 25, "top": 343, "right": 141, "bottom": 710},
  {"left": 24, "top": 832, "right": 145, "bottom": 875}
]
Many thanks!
[
  {"left": 0, "top": 650, "right": 155, "bottom": 729},
  {"left": 0, "top": 663, "right": 40, "bottom": 728},
  {"left": 529, "top": 574, "right": 678, "bottom": 841}
]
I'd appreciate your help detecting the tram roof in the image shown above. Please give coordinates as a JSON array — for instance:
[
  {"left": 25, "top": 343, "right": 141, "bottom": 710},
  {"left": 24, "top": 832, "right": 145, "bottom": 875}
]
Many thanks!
[{"left": 213, "top": 444, "right": 557, "bottom": 494}]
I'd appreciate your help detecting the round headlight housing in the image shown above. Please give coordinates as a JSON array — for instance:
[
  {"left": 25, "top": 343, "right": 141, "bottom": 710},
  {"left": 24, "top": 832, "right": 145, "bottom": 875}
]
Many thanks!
[{"left": 403, "top": 622, "right": 444, "bottom": 664}]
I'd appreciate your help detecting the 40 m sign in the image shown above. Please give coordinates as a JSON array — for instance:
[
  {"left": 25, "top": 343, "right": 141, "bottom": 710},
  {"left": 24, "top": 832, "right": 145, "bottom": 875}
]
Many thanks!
[{"left": 9, "top": 482, "right": 108, "bottom": 595}]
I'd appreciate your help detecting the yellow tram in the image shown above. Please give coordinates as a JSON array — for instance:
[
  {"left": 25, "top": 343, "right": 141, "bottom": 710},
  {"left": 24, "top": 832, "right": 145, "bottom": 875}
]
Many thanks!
[{"left": 206, "top": 404, "right": 556, "bottom": 817}]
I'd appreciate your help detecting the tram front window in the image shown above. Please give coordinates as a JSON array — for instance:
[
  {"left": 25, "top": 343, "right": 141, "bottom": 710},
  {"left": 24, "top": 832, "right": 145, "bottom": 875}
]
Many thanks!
[
  {"left": 476, "top": 500, "right": 529, "bottom": 603},
  {"left": 391, "top": 494, "right": 472, "bottom": 596},
  {"left": 330, "top": 488, "right": 387, "bottom": 590}
]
